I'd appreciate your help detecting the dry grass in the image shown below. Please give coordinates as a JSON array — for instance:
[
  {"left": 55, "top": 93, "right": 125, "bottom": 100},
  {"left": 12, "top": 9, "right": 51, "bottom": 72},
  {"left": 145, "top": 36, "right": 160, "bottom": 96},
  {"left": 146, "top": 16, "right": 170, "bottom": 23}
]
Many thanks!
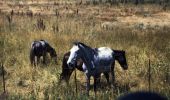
[{"left": 0, "top": 3, "right": 170, "bottom": 100}]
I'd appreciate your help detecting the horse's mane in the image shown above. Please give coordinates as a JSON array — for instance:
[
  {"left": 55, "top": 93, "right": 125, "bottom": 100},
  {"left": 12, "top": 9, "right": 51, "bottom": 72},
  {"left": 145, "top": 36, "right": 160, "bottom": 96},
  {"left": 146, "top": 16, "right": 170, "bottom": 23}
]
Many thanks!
[
  {"left": 40, "top": 39, "right": 45, "bottom": 41},
  {"left": 73, "top": 42, "right": 92, "bottom": 50},
  {"left": 113, "top": 49, "right": 125, "bottom": 57},
  {"left": 40, "top": 40, "right": 49, "bottom": 45},
  {"left": 113, "top": 50, "right": 125, "bottom": 53}
]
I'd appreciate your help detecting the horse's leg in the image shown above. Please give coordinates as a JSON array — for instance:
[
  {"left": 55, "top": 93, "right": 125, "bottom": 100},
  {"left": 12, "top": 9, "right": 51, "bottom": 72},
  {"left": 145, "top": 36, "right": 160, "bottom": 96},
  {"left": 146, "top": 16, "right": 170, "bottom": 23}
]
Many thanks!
[
  {"left": 94, "top": 75, "right": 100, "bottom": 96},
  {"left": 104, "top": 72, "right": 110, "bottom": 86},
  {"left": 85, "top": 75, "right": 90, "bottom": 96},
  {"left": 30, "top": 50, "right": 35, "bottom": 66},
  {"left": 37, "top": 56, "right": 40, "bottom": 66},
  {"left": 96, "top": 76, "right": 101, "bottom": 88},
  {"left": 30, "top": 58, "right": 33, "bottom": 66},
  {"left": 43, "top": 53, "right": 47, "bottom": 65},
  {"left": 94, "top": 77, "right": 97, "bottom": 96},
  {"left": 111, "top": 62, "right": 115, "bottom": 90},
  {"left": 30, "top": 56, "right": 34, "bottom": 66},
  {"left": 33, "top": 57, "right": 36, "bottom": 67}
]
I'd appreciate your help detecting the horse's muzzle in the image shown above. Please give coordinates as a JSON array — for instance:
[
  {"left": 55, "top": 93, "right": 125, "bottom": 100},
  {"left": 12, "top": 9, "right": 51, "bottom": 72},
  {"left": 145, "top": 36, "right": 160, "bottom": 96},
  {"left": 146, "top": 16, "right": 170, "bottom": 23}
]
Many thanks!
[
  {"left": 68, "top": 62, "right": 74, "bottom": 69},
  {"left": 123, "top": 65, "right": 128, "bottom": 70}
]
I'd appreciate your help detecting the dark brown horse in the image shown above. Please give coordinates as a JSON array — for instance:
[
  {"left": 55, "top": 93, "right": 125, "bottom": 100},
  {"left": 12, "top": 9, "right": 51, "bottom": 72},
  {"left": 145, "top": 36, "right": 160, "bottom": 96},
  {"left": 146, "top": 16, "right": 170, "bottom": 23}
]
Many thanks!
[
  {"left": 59, "top": 50, "right": 127, "bottom": 84},
  {"left": 59, "top": 52, "right": 85, "bottom": 83},
  {"left": 30, "top": 40, "right": 57, "bottom": 66}
]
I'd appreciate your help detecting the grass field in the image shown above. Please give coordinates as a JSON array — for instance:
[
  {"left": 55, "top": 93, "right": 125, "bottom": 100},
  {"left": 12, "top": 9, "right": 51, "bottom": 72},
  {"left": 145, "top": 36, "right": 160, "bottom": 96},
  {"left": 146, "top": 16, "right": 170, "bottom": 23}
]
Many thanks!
[{"left": 0, "top": 2, "right": 170, "bottom": 99}]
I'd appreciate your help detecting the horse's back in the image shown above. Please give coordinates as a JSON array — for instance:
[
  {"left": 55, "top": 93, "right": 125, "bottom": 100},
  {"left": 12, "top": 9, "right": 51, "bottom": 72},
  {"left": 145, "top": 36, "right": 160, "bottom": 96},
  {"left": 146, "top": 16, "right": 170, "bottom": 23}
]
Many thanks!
[
  {"left": 32, "top": 40, "right": 49, "bottom": 49},
  {"left": 40, "top": 40, "right": 50, "bottom": 47},
  {"left": 30, "top": 40, "right": 48, "bottom": 56},
  {"left": 97, "top": 47, "right": 114, "bottom": 58},
  {"left": 31, "top": 41, "right": 38, "bottom": 48},
  {"left": 95, "top": 47, "right": 114, "bottom": 65},
  {"left": 93, "top": 47, "right": 115, "bottom": 73}
]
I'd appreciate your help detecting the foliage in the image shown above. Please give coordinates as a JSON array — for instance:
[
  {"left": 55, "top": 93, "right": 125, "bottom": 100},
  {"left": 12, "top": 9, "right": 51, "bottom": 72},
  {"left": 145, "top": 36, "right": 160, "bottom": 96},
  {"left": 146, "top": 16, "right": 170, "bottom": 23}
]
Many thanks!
[{"left": 0, "top": 4, "right": 169, "bottom": 100}]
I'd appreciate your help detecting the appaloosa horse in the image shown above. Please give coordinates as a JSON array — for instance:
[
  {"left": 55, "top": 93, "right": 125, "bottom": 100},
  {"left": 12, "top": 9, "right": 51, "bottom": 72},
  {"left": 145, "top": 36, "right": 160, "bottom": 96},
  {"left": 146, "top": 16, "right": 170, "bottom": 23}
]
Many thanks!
[
  {"left": 30, "top": 40, "right": 57, "bottom": 66},
  {"left": 67, "top": 42, "right": 128, "bottom": 95},
  {"left": 60, "top": 50, "right": 127, "bottom": 84}
]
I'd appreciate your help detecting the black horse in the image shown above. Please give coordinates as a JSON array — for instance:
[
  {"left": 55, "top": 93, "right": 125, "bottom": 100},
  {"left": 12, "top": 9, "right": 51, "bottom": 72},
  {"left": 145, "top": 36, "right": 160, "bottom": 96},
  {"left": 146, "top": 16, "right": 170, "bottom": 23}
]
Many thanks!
[
  {"left": 30, "top": 40, "right": 57, "bottom": 66},
  {"left": 59, "top": 50, "right": 127, "bottom": 84}
]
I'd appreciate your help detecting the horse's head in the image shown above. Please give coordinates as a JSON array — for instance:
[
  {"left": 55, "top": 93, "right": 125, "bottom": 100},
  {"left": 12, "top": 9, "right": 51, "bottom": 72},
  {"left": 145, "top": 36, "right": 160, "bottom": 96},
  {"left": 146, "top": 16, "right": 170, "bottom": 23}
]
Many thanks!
[
  {"left": 49, "top": 48, "right": 57, "bottom": 63},
  {"left": 59, "top": 69, "right": 74, "bottom": 83},
  {"left": 115, "top": 50, "right": 128, "bottom": 70},
  {"left": 67, "top": 42, "right": 82, "bottom": 69},
  {"left": 60, "top": 52, "right": 74, "bottom": 83}
]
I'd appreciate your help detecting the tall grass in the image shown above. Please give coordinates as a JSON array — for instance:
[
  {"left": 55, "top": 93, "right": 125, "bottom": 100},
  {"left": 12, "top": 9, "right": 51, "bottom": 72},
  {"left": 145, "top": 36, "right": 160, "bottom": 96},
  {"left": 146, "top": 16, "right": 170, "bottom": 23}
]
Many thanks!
[{"left": 0, "top": 8, "right": 170, "bottom": 99}]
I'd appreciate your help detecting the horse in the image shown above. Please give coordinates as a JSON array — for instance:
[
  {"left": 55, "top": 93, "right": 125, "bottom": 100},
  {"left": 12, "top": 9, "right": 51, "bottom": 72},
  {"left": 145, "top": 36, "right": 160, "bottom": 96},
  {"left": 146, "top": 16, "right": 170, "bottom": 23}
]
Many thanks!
[
  {"left": 59, "top": 52, "right": 83, "bottom": 83},
  {"left": 67, "top": 42, "right": 128, "bottom": 95},
  {"left": 59, "top": 52, "right": 110, "bottom": 84},
  {"left": 30, "top": 40, "right": 57, "bottom": 66},
  {"left": 59, "top": 50, "right": 127, "bottom": 84}
]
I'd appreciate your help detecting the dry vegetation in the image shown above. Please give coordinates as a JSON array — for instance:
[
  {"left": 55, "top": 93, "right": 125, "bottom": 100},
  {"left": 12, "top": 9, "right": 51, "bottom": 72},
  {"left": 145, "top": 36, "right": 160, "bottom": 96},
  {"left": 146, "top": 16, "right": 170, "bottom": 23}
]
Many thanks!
[{"left": 0, "top": 1, "right": 170, "bottom": 99}]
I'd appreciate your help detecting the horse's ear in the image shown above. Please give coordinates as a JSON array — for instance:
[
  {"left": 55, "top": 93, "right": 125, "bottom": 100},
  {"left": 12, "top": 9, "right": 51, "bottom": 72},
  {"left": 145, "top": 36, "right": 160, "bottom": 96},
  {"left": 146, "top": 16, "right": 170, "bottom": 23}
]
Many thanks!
[
  {"left": 77, "top": 43, "right": 84, "bottom": 49},
  {"left": 73, "top": 41, "right": 79, "bottom": 45},
  {"left": 77, "top": 43, "right": 81, "bottom": 48}
]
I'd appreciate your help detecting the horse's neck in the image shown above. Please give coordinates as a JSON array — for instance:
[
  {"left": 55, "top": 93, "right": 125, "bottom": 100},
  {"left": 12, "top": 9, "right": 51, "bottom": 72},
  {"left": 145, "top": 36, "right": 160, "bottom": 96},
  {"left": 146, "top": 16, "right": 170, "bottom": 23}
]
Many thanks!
[
  {"left": 80, "top": 46, "right": 94, "bottom": 71},
  {"left": 47, "top": 46, "right": 53, "bottom": 52},
  {"left": 82, "top": 46, "right": 94, "bottom": 60},
  {"left": 48, "top": 47, "right": 55, "bottom": 57},
  {"left": 114, "top": 50, "right": 121, "bottom": 59}
]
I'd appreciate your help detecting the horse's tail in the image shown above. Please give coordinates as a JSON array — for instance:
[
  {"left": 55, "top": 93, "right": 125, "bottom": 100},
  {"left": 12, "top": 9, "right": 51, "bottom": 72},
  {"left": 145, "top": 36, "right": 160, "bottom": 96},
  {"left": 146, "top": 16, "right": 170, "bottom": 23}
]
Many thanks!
[
  {"left": 30, "top": 45, "right": 35, "bottom": 66},
  {"left": 31, "top": 41, "right": 38, "bottom": 49}
]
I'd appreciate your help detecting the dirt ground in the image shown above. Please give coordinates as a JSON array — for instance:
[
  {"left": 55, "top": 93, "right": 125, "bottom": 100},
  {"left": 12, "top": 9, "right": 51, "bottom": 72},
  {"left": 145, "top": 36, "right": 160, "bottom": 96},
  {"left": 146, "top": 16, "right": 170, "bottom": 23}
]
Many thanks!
[{"left": 1, "top": 0, "right": 170, "bottom": 29}]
